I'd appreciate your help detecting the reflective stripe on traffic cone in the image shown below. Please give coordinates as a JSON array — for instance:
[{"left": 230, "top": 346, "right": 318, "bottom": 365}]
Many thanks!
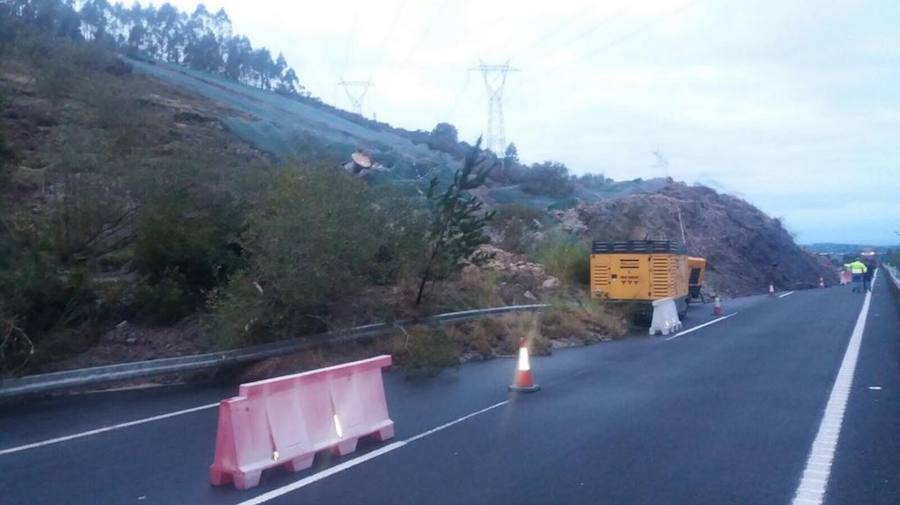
[
  {"left": 509, "top": 337, "right": 540, "bottom": 393},
  {"left": 712, "top": 296, "right": 723, "bottom": 316}
]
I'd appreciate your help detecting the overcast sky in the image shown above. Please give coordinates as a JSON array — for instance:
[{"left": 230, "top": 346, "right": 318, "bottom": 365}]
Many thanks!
[{"left": 161, "top": 0, "right": 899, "bottom": 245}]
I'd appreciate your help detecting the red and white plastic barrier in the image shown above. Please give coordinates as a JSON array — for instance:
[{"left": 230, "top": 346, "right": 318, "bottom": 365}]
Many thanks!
[
  {"left": 839, "top": 271, "right": 852, "bottom": 286},
  {"left": 209, "top": 355, "right": 394, "bottom": 489}
]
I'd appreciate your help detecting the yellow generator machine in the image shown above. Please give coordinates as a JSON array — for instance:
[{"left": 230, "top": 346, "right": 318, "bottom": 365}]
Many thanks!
[{"left": 590, "top": 240, "right": 706, "bottom": 317}]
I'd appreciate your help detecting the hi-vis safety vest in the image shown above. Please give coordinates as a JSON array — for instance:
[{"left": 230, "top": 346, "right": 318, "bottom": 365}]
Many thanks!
[{"left": 849, "top": 261, "right": 868, "bottom": 274}]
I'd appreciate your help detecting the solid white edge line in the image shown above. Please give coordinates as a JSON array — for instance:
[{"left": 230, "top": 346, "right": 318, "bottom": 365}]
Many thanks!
[
  {"left": 790, "top": 270, "right": 877, "bottom": 505},
  {"left": 779, "top": 291, "right": 796, "bottom": 298},
  {"left": 236, "top": 400, "right": 510, "bottom": 505},
  {"left": 0, "top": 402, "right": 219, "bottom": 456},
  {"left": 665, "top": 312, "right": 738, "bottom": 341}
]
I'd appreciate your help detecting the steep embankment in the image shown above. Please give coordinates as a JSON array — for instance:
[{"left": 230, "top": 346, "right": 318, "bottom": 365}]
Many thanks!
[
  {"left": 562, "top": 183, "right": 836, "bottom": 296},
  {"left": 128, "top": 59, "right": 453, "bottom": 167},
  {"left": 126, "top": 62, "right": 831, "bottom": 297}
]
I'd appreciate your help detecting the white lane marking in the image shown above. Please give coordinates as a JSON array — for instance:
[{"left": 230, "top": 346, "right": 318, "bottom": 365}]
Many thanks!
[
  {"left": 664, "top": 313, "right": 738, "bottom": 341},
  {"left": 405, "top": 400, "right": 509, "bottom": 443},
  {"left": 237, "top": 400, "right": 510, "bottom": 505},
  {"left": 778, "top": 291, "right": 796, "bottom": 298},
  {"left": 0, "top": 402, "right": 219, "bottom": 456},
  {"left": 868, "top": 386, "right": 882, "bottom": 390},
  {"left": 790, "top": 271, "right": 877, "bottom": 505}
]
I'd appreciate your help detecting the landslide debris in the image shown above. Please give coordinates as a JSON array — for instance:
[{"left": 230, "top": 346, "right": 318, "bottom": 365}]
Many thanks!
[{"left": 565, "top": 182, "right": 836, "bottom": 297}]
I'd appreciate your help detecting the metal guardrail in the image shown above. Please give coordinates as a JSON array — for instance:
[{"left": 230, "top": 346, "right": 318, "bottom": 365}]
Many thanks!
[
  {"left": 0, "top": 304, "right": 549, "bottom": 399},
  {"left": 886, "top": 266, "right": 900, "bottom": 296}
]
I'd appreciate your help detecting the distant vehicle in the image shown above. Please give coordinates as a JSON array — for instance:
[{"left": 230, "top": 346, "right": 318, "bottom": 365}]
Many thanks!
[
  {"left": 589, "top": 240, "right": 707, "bottom": 318},
  {"left": 860, "top": 250, "right": 878, "bottom": 268}
]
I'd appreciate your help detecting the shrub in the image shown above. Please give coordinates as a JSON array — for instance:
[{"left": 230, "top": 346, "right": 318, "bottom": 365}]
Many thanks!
[
  {"left": 246, "top": 166, "right": 381, "bottom": 312},
  {"left": 458, "top": 268, "right": 502, "bottom": 309},
  {"left": 210, "top": 164, "right": 428, "bottom": 343},
  {"left": 129, "top": 156, "right": 249, "bottom": 322},
  {"left": 51, "top": 176, "right": 130, "bottom": 262},
  {"left": 445, "top": 313, "right": 548, "bottom": 358},
  {"left": 365, "top": 185, "right": 430, "bottom": 286},
  {"left": 205, "top": 271, "right": 266, "bottom": 349},
  {"left": 493, "top": 204, "right": 545, "bottom": 253},
  {"left": 518, "top": 161, "right": 575, "bottom": 198},
  {"left": 398, "top": 326, "right": 462, "bottom": 377},
  {"left": 134, "top": 195, "right": 244, "bottom": 294},
  {"left": 531, "top": 230, "right": 590, "bottom": 285},
  {"left": 0, "top": 311, "right": 34, "bottom": 376},
  {"left": 540, "top": 297, "right": 626, "bottom": 342},
  {"left": 0, "top": 226, "right": 104, "bottom": 374},
  {"left": 0, "top": 131, "right": 15, "bottom": 184},
  {"left": 494, "top": 204, "right": 545, "bottom": 225},
  {"left": 415, "top": 139, "right": 495, "bottom": 304},
  {"left": 134, "top": 272, "right": 195, "bottom": 324},
  {"left": 48, "top": 141, "right": 132, "bottom": 262}
]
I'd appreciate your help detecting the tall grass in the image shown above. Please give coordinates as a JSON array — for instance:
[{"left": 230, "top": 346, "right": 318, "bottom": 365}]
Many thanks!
[{"left": 531, "top": 230, "right": 590, "bottom": 286}]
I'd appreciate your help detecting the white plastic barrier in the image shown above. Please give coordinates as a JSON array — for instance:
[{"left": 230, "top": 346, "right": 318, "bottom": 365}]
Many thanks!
[{"left": 649, "top": 297, "right": 682, "bottom": 336}]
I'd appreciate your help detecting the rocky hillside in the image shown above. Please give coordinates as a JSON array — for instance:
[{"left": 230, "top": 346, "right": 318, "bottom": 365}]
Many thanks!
[{"left": 556, "top": 183, "right": 837, "bottom": 297}]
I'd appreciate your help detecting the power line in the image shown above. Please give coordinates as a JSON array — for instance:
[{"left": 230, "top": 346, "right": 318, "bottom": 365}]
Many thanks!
[
  {"left": 520, "top": 1, "right": 699, "bottom": 89},
  {"left": 441, "top": 71, "right": 471, "bottom": 122},
  {"left": 366, "top": 0, "right": 410, "bottom": 83},
  {"left": 399, "top": 0, "right": 451, "bottom": 66},
  {"left": 507, "top": 1, "right": 614, "bottom": 61},
  {"left": 529, "top": 6, "right": 628, "bottom": 61},
  {"left": 337, "top": 0, "right": 362, "bottom": 84}
]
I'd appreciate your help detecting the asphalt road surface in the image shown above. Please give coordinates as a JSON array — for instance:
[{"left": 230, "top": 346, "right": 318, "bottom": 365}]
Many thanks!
[{"left": 2, "top": 271, "right": 898, "bottom": 505}]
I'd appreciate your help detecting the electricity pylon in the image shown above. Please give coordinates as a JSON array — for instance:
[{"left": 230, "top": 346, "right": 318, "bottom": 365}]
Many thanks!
[{"left": 470, "top": 60, "right": 519, "bottom": 154}]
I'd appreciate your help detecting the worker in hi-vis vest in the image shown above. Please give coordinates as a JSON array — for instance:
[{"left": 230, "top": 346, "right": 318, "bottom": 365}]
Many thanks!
[{"left": 848, "top": 259, "right": 868, "bottom": 293}]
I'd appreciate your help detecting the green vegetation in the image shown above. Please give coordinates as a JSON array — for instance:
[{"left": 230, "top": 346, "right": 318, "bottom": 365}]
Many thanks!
[
  {"left": 207, "top": 165, "right": 429, "bottom": 346},
  {"left": 539, "top": 296, "right": 626, "bottom": 342},
  {"left": 416, "top": 138, "right": 496, "bottom": 305},
  {"left": 0, "top": 19, "right": 509, "bottom": 372},
  {"left": 519, "top": 161, "right": 575, "bottom": 198},
  {"left": 0, "top": 21, "right": 270, "bottom": 372},
  {"left": 0, "top": 7, "right": 630, "bottom": 378},
  {"left": 0, "top": 131, "right": 13, "bottom": 183},
  {"left": 400, "top": 326, "right": 464, "bottom": 377},
  {"left": 493, "top": 204, "right": 546, "bottom": 253},
  {"left": 531, "top": 230, "right": 590, "bottom": 286},
  {"left": 398, "top": 298, "right": 626, "bottom": 377}
]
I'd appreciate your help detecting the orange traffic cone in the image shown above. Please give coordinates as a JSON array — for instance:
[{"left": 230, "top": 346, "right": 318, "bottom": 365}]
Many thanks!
[
  {"left": 819, "top": 277, "right": 825, "bottom": 288},
  {"left": 712, "top": 296, "right": 723, "bottom": 316},
  {"left": 509, "top": 337, "right": 540, "bottom": 393},
  {"left": 769, "top": 284, "right": 775, "bottom": 297}
]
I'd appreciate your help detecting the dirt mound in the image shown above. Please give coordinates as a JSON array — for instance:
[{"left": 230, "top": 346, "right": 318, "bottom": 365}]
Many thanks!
[{"left": 569, "top": 183, "right": 836, "bottom": 297}]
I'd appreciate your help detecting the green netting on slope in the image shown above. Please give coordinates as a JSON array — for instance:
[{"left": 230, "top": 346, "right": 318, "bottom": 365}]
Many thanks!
[
  {"left": 487, "top": 186, "right": 569, "bottom": 209},
  {"left": 129, "top": 59, "right": 437, "bottom": 162}
]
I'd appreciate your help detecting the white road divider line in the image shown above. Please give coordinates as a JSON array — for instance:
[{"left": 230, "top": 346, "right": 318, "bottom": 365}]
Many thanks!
[
  {"left": 237, "top": 400, "right": 510, "bottom": 505},
  {"left": 664, "top": 312, "right": 738, "bottom": 341},
  {"left": 790, "top": 271, "right": 877, "bottom": 505},
  {"left": 0, "top": 402, "right": 219, "bottom": 456},
  {"left": 778, "top": 291, "right": 795, "bottom": 298}
]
